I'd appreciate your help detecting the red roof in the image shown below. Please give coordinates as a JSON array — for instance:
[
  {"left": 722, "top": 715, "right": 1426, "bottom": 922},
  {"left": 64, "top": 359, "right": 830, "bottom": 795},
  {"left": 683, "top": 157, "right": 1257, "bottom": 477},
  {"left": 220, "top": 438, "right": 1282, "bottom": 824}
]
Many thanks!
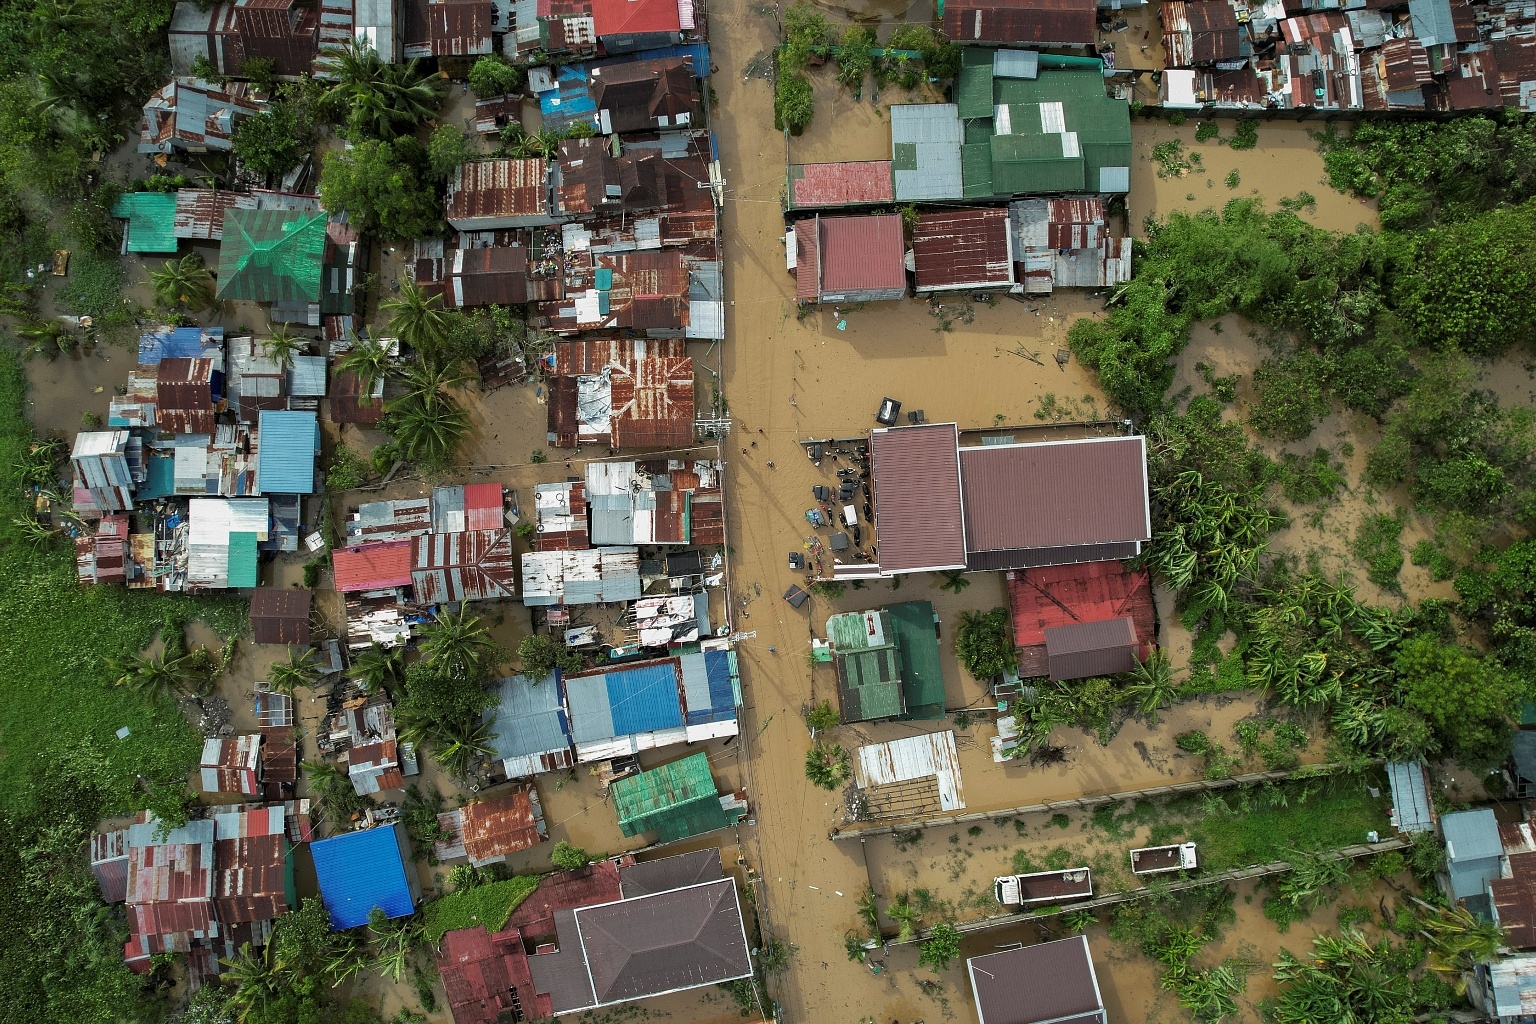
[
  {"left": 818, "top": 214, "right": 907, "bottom": 295},
  {"left": 789, "top": 161, "right": 895, "bottom": 209},
  {"left": 332, "top": 540, "right": 414, "bottom": 592},
  {"left": 464, "top": 483, "right": 505, "bottom": 531},
  {"left": 871, "top": 423, "right": 968, "bottom": 573},
  {"left": 912, "top": 208, "right": 1014, "bottom": 290},
  {"left": 1007, "top": 560, "right": 1155, "bottom": 676},
  {"left": 943, "top": 0, "right": 1096, "bottom": 44},
  {"left": 590, "top": 0, "right": 679, "bottom": 36},
  {"left": 793, "top": 220, "right": 820, "bottom": 301}
]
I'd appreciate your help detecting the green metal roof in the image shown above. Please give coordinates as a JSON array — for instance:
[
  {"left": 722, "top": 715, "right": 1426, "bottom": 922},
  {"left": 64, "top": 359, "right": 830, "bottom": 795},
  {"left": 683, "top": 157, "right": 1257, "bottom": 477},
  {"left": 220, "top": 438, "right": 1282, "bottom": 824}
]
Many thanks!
[
  {"left": 956, "top": 60, "right": 996, "bottom": 120},
  {"left": 216, "top": 208, "right": 328, "bottom": 302},
  {"left": 228, "top": 531, "right": 259, "bottom": 588},
  {"left": 112, "top": 193, "right": 179, "bottom": 254},
  {"left": 829, "top": 610, "right": 907, "bottom": 723},
  {"left": 991, "top": 135, "right": 1086, "bottom": 194},
  {"left": 961, "top": 144, "right": 995, "bottom": 199},
  {"left": 889, "top": 601, "right": 946, "bottom": 720},
  {"left": 610, "top": 752, "right": 729, "bottom": 843}
]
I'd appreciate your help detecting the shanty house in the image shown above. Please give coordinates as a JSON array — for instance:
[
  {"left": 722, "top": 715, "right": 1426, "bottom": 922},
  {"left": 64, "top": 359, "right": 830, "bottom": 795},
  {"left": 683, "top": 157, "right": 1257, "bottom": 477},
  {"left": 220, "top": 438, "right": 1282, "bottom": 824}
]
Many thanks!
[
  {"left": 76, "top": 515, "right": 133, "bottom": 585},
  {"left": 828, "top": 602, "right": 946, "bottom": 723},
  {"left": 611, "top": 751, "right": 741, "bottom": 844},
  {"left": 446, "top": 159, "right": 557, "bottom": 231},
  {"left": 584, "top": 460, "right": 719, "bottom": 544},
  {"left": 434, "top": 784, "right": 548, "bottom": 864},
  {"left": 72, "top": 430, "right": 138, "bottom": 513},
  {"left": 967, "top": 935, "right": 1106, "bottom": 1024},
  {"left": 250, "top": 587, "right": 312, "bottom": 645},
  {"left": 330, "top": 701, "right": 413, "bottom": 794},
  {"left": 125, "top": 814, "right": 217, "bottom": 961},
  {"left": 564, "top": 650, "right": 739, "bottom": 761},
  {"left": 1162, "top": 0, "right": 1244, "bottom": 67},
  {"left": 256, "top": 409, "right": 319, "bottom": 494},
  {"left": 139, "top": 78, "right": 263, "bottom": 155},
  {"left": 91, "top": 829, "right": 131, "bottom": 904},
  {"left": 520, "top": 547, "right": 642, "bottom": 605},
  {"left": 212, "top": 805, "right": 292, "bottom": 925},
  {"left": 1007, "top": 560, "right": 1155, "bottom": 677},
  {"left": 347, "top": 497, "right": 433, "bottom": 543},
  {"left": 411, "top": 529, "right": 520, "bottom": 602},
  {"left": 791, "top": 214, "right": 907, "bottom": 304},
  {"left": 531, "top": 480, "right": 590, "bottom": 550},
  {"left": 431, "top": 483, "right": 505, "bottom": 533},
  {"left": 943, "top": 0, "right": 1097, "bottom": 47},
  {"left": 590, "top": 56, "right": 700, "bottom": 134},
  {"left": 227, "top": 336, "right": 288, "bottom": 420},
  {"left": 1387, "top": 761, "right": 1436, "bottom": 833},
  {"left": 403, "top": 0, "right": 493, "bottom": 58},
  {"left": 911, "top": 208, "right": 1016, "bottom": 293},
  {"left": 187, "top": 497, "right": 269, "bottom": 589},
  {"left": 891, "top": 103, "right": 965, "bottom": 202},
  {"left": 112, "top": 192, "right": 181, "bottom": 254},
  {"left": 787, "top": 161, "right": 895, "bottom": 211},
  {"left": 1010, "top": 198, "right": 1132, "bottom": 292},
  {"left": 157, "top": 357, "right": 224, "bottom": 435},
  {"left": 310, "top": 822, "right": 419, "bottom": 929},
  {"left": 216, "top": 207, "right": 329, "bottom": 303},
  {"left": 1471, "top": 955, "right": 1536, "bottom": 1023},
  {"left": 201, "top": 735, "right": 264, "bottom": 795},
  {"left": 483, "top": 671, "right": 576, "bottom": 779},
  {"left": 1442, "top": 808, "right": 1506, "bottom": 907},
  {"left": 537, "top": 249, "right": 691, "bottom": 334}
]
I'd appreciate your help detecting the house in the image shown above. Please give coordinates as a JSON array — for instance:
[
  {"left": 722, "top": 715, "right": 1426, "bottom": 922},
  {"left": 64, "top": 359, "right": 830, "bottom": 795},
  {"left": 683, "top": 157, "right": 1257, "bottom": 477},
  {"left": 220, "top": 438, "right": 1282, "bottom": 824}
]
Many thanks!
[
  {"left": 168, "top": 0, "right": 320, "bottom": 79},
  {"left": 76, "top": 515, "right": 134, "bottom": 585},
  {"left": 1443, "top": 809, "right": 1507, "bottom": 908},
  {"left": 216, "top": 206, "right": 329, "bottom": 304},
  {"left": 563, "top": 649, "right": 739, "bottom": 761},
  {"left": 288, "top": 354, "right": 328, "bottom": 409},
  {"left": 911, "top": 208, "right": 1016, "bottom": 294},
  {"left": 1010, "top": 198, "right": 1132, "bottom": 293},
  {"left": 328, "top": 701, "right": 413, "bottom": 794},
  {"left": 403, "top": 0, "right": 493, "bottom": 58},
  {"left": 186, "top": 497, "right": 269, "bottom": 589},
  {"left": 584, "top": 460, "right": 721, "bottom": 545},
  {"left": 434, "top": 783, "right": 548, "bottom": 864},
  {"left": 1513, "top": 731, "right": 1536, "bottom": 800},
  {"left": 446, "top": 159, "right": 557, "bottom": 231},
  {"left": 91, "top": 829, "right": 131, "bottom": 904},
  {"left": 112, "top": 192, "right": 180, "bottom": 254},
  {"left": 942, "top": 0, "right": 1097, "bottom": 47},
  {"left": 256, "top": 409, "right": 319, "bottom": 494},
  {"left": 310, "top": 823, "right": 420, "bottom": 929},
  {"left": 531, "top": 481, "right": 590, "bottom": 550},
  {"left": 332, "top": 540, "right": 416, "bottom": 593},
  {"left": 1008, "top": 562, "right": 1154, "bottom": 676},
  {"left": 483, "top": 671, "right": 577, "bottom": 780},
  {"left": 967, "top": 935, "right": 1106, "bottom": 1024},
  {"left": 828, "top": 602, "right": 946, "bottom": 723},
  {"left": 590, "top": 0, "right": 685, "bottom": 53},
  {"left": 590, "top": 56, "right": 699, "bottom": 134},
  {"left": 431, "top": 483, "right": 506, "bottom": 533},
  {"left": 520, "top": 547, "right": 642, "bottom": 606},
  {"left": 791, "top": 214, "right": 907, "bottom": 305},
  {"left": 124, "top": 814, "right": 218, "bottom": 962},
  {"left": 611, "top": 751, "right": 744, "bottom": 844},
  {"left": 250, "top": 588, "right": 312, "bottom": 645},
  {"left": 786, "top": 161, "right": 895, "bottom": 211},
  {"left": 175, "top": 189, "right": 258, "bottom": 241},
  {"left": 1472, "top": 955, "right": 1536, "bottom": 1023},
  {"left": 353, "top": 0, "right": 405, "bottom": 61},
  {"left": 1386, "top": 761, "right": 1436, "bottom": 834},
  {"left": 546, "top": 339, "right": 695, "bottom": 449},
  {"left": 853, "top": 731, "right": 966, "bottom": 814},
  {"left": 261, "top": 724, "right": 301, "bottom": 798},
  {"left": 347, "top": 497, "right": 434, "bottom": 543},
  {"left": 227, "top": 336, "right": 289, "bottom": 420},
  {"left": 212, "top": 805, "right": 291, "bottom": 926},
  {"left": 1494, "top": 819, "right": 1536, "bottom": 949},
  {"left": 1162, "top": 0, "right": 1244, "bottom": 66},
  {"left": 201, "top": 735, "right": 264, "bottom": 795},
  {"left": 139, "top": 78, "right": 264, "bottom": 155},
  {"left": 555, "top": 136, "right": 680, "bottom": 217},
  {"left": 72, "top": 430, "right": 138, "bottom": 513},
  {"left": 157, "top": 357, "right": 224, "bottom": 435},
  {"left": 331, "top": 359, "right": 387, "bottom": 426},
  {"left": 537, "top": 249, "right": 692, "bottom": 334},
  {"left": 891, "top": 103, "right": 965, "bottom": 202},
  {"left": 138, "top": 324, "right": 227, "bottom": 366},
  {"left": 1043, "top": 617, "right": 1142, "bottom": 680},
  {"left": 411, "top": 529, "right": 520, "bottom": 602},
  {"left": 861, "top": 422, "right": 968, "bottom": 575}
]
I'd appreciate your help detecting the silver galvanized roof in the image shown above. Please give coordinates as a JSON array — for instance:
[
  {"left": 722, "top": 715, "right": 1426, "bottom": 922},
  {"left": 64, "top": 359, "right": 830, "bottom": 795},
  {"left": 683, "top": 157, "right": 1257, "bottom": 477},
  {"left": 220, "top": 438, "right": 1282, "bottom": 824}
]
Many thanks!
[{"left": 891, "top": 104, "right": 965, "bottom": 202}]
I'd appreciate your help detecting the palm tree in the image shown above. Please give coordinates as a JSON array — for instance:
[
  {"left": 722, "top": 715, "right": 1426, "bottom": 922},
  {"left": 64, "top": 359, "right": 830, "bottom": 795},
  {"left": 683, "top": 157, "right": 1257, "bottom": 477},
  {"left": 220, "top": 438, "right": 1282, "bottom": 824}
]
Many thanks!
[
  {"left": 388, "top": 391, "right": 470, "bottom": 468},
  {"left": 13, "top": 317, "right": 75, "bottom": 357},
  {"left": 382, "top": 279, "right": 451, "bottom": 355},
  {"left": 15, "top": 437, "right": 64, "bottom": 487},
  {"left": 434, "top": 717, "right": 498, "bottom": 778},
  {"left": 112, "top": 650, "right": 199, "bottom": 699},
  {"left": 220, "top": 942, "right": 283, "bottom": 1024},
  {"left": 395, "top": 357, "right": 469, "bottom": 403},
  {"left": 261, "top": 325, "right": 305, "bottom": 368},
  {"left": 149, "top": 253, "right": 216, "bottom": 311},
  {"left": 804, "top": 742, "right": 851, "bottom": 790},
  {"left": 1125, "top": 652, "right": 1179, "bottom": 721},
  {"left": 320, "top": 40, "right": 444, "bottom": 139},
  {"left": 379, "top": 60, "right": 445, "bottom": 125},
  {"left": 319, "top": 38, "right": 388, "bottom": 110},
  {"left": 353, "top": 642, "right": 405, "bottom": 694},
  {"left": 1418, "top": 902, "right": 1505, "bottom": 983},
  {"left": 936, "top": 569, "right": 970, "bottom": 594},
  {"left": 267, "top": 648, "right": 320, "bottom": 695},
  {"left": 338, "top": 336, "right": 394, "bottom": 395},
  {"left": 420, "top": 605, "right": 499, "bottom": 679},
  {"left": 885, "top": 893, "right": 920, "bottom": 943}
]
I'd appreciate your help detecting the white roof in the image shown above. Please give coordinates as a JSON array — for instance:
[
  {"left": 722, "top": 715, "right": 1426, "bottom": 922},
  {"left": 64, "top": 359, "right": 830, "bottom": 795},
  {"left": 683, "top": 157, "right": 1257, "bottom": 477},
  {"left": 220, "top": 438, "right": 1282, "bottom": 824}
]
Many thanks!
[{"left": 855, "top": 731, "right": 966, "bottom": 811}]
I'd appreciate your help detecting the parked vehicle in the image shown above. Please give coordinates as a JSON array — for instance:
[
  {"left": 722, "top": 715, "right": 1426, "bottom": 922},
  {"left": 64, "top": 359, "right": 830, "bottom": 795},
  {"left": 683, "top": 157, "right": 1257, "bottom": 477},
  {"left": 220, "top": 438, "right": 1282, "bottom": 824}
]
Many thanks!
[
  {"left": 994, "top": 867, "right": 1093, "bottom": 907},
  {"left": 1130, "top": 843, "right": 1198, "bottom": 876}
]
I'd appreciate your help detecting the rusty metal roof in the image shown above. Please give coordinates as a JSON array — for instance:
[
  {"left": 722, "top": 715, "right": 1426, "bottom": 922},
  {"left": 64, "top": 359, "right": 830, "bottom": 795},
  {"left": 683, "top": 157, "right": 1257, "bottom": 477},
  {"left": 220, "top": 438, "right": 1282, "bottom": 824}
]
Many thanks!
[
  {"left": 446, "top": 159, "right": 551, "bottom": 225},
  {"left": 445, "top": 246, "right": 533, "bottom": 306},
  {"left": 175, "top": 190, "right": 256, "bottom": 241},
  {"left": 411, "top": 529, "right": 519, "bottom": 602},
  {"left": 330, "top": 363, "right": 385, "bottom": 426},
  {"left": 912, "top": 208, "right": 1014, "bottom": 291},
  {"left": 870, "top": 423, "right": 968, "bottom": 573},
  {"left": 426, "top": 0, "right": 492, "bottom": 56},
  {"left": 156, "top": 357, "right": 219, "bottom": 434},
  {"left": 213, "top": 805, "right": 289, "bottom": 924},
  {"left": 250, "top": 588, "right": 311, "bottom": 644},
  {"left": 459, "top": 784, "right": 545, "bottom": 861},
  {"left": 943, "top": 0, "right": 1096, "bottom": 44},
  {"left": 788, "top": 161, "right": 895, "bottom": 210}
]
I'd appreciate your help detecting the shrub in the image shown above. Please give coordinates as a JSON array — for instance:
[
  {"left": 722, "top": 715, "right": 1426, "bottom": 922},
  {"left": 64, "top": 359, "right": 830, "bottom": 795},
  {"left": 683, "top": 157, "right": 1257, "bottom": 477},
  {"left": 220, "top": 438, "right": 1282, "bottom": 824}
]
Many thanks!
[
  {"left": 774, "top": 72, "right": 814, "bottom": 134},
  {"left": 806, "top": 699, "right": 839, "bottom": 733},
  {"left": 326, "top": 445, "right": 370, "bottom": 491},
  {"left": 550, "top": 840, "right": 589, "bottom": 871},
  {"left": 917, "top": 923, "right": 961, "bottom": 973},
  {"left": 467, "top": 54, "right": 523, "bottom": 98},
  {"left": 1352, "top": 512, "right": 1405, "bottom": 591},
  {"left": 1249, "top": 351, "right": 1330, "bottom": 441}
]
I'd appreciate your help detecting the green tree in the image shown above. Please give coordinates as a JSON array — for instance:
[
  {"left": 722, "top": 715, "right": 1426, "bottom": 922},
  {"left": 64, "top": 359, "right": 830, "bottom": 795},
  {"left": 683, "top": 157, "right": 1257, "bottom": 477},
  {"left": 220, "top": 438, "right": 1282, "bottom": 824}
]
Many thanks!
[
  {"left": 395, "top": 356, "right": 469, "bottom": 403},
  {"left": 110, "top": 649, "right": 202, "bottom": 699},
  {"left": 550, "top": 840, "right": 588, "bottom": 870},
  {"left": 353, "top": 642, "right": 406, "bottom": 694},
  {"left": 917, "top": 922, "right": 961, "bottom": 973},
  {"left": 427, "top": 123, "right": 472, "bottom": 182},
  {"left": 386, "top": 391, "right": 470, "bottom": 470},
  {"left": 260, "top": 325, "right": 305, "bottom": 369},
  {"left": 336, "top": 336, "right": 394, "bottom": 395},
  {"left": 954, "top": 607, "right": 1017, "bottom": 680},
  {"left": 383, "top": 278, "right": 451, "bottom": 354},
  {"left": 805, "top": 741, "right": 851, "bottom": 790},
  {"left": 232, "top": 97, "right": 313, "bottom": 183},
  {"left": 319, "top": 39, "right": 444, "bottom": 140},
  {"left": 219, "top": 942, "right": 283, "bottom": 1024},
  {"left": 267, "top": 647, "right": 320, "bottom": 695},
  {"left": 1125, "top": 652, "right": 1180, "bottom": 722},
  {"left": 319, "top": 137, "right": 442, "bottom": 240},
  {"left": 1395, "top": 636, "right": 1523, "bottom": 768},
  {"left": 773, "top": 72, "right": 814, "bottom": 135},
  {"left": 805, "top": 699, "right": 839, "bottom": 734},
  {"left": 936, "top": 569, "right": 970, "bottom": 594},
  {"left": 467, "top": 54, "right": 523, "bottom": 98},
  {"left": 516, "top": 632, "right": 583, "bottom": 679},
  {"left": 420, "top": 605, "right": 499, "bottom": 680},
  {"left": 1269, "top": 929, "right": 1413, "bottom": 1024},
  {"left": 149, "top": 253, "right": 216, "bottom": 311}
]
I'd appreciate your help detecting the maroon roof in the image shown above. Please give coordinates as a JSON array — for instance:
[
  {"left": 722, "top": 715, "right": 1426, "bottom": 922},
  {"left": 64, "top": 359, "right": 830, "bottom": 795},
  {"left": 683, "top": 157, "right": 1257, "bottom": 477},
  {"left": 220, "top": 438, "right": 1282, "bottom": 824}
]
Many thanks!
[
  {"left": 1008, "top": 560, "right": 1155, "bottom": 676},
  {"left": 591, "top": 57, "right": 699, "bottom": 134},
  {"left": 958, "top": 437, "right": 1150, "bottom": 565},
  {"left": 1492, "top": 851, "right": 1536, "bottom": 950},
  {"left": 330, "top": 364, "right": 385, "bottom": 426},
  {"left": 441, "top": 926, "right": 538, "bottom": 1024},
  {"left": 968, "top": 936, "right": 1104, "bottom": 1024},
  {"left": 943, "top": 0, "right": 1096, "bottom": 45},
  {"left": 1044, "top": 616, "right": 1139, "bottom": 680},
  {"left": 912, "top": 208, "right": 1013, "bottom": 290},
  {"left": 250, "top": 588, "right": 312, "bottom": 645},
  {"left": 445, "top": 246, "right": 534, "bottom": 306},
  {"left": 156, "top": 357, "right": 217, "bottom": 434},
  {"left": 817, "top": 214, "right": 907, "bottom": 295},
  {"left": 789, "top": 161, "right": 895, "bottom": 209},
  {"left": 871, "top": 423, "right": 968, "bottom": 573},
  {"left": 793, "top": 220, "right": 820, "bottom": 301}
]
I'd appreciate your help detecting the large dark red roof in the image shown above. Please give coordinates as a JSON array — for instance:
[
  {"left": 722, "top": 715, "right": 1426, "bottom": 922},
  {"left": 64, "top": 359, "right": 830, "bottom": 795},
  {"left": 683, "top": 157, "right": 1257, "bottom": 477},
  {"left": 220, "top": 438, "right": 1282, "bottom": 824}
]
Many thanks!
[
  {"left": 943, "top": 0, "right": 1096, "bottom": 45},
  {"left": 912, "top": 208, "right": 1013, "bottom": 290},
  {"left": 871, "top": 423, "right": 968, "bottom": 573}
]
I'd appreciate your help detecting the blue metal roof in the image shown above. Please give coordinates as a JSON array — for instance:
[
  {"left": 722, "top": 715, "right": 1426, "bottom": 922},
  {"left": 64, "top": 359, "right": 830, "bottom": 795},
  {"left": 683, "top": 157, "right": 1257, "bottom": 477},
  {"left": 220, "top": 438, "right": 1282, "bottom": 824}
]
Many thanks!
[
  {"left": 138, "top": 326, "right": 224, "bottom": 365},
  {"left": 310, "top": 824, "right": 416, "bottom": 929},
  {"left": 682, "top": 650, "right": 737, "bottom": 726},
  {"left": 485, "top": 672, "right": 572, "bottom": 760},
  {"left": 606, "top": 662, "right": 684, "bottom": 735},
  {"left": 1444, "top": 808, "right": 1504, "bottom": 901},
  {"left": 257, "top": 410, "right": 319, "bottom": 494}
]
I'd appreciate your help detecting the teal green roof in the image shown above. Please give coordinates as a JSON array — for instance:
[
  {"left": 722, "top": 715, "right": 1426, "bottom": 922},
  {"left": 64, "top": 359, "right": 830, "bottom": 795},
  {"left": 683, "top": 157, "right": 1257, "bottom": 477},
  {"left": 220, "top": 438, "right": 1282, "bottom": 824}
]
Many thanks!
[
  {"left": 217, "top": 208, "right": 328, "bottom": 302},
  {"left": 611, "top": 752, "right": 729, "bottom": 843},
  {"left": 112, "top": 193, "right": 179, "bottom": 254},
  {"left": 889, "top": 601, "right": 945, "bottom": 720},
  {"left": 829, "top": 609, "right": 907, "bottom": 723},
  {"left": 228, "top": 531, "right": 259, "bottom": 588},
  {"left": 991, "top": 134, "right": 1086, "bottom": 194}
]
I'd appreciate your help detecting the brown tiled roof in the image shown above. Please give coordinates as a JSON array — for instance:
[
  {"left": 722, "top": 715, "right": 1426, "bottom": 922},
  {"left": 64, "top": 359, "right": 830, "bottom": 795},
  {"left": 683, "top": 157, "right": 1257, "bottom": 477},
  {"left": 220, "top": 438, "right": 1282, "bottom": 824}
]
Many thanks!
[
  {"left": 460, "top": 784, "right": 544, "bottom": 861},
  {"left": 250, "top": 588, "right": 311, "bottom": 645},
  {"left": 958, "top": 437, "right": 1150, "bottom": 560},
  {"left": 1044, "top": 616, "right": 1139, "bottom": 680},
  {"left": 942, "top": 0, "right": 1096, "bottom": 45},
  {"left": 871, "top": 423, "right": 968, "bottom": 573},
  {"left": 818, "top": 214, "right": 906, "bottom": 295},
  {"left": 912, "top": 208, "right": 1013, "bottom": 290},
  {"left": 967, "top": 936, "right": 1103, "bottom": 1024}
]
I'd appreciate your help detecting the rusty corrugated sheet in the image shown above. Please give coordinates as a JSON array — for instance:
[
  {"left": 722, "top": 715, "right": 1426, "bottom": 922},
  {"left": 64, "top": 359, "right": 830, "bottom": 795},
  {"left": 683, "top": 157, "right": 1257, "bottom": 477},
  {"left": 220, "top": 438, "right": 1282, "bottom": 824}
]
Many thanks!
[
  {"left": 427, "top": 0, "right": 493, "bottom": 56},
  {"left": 214, "top": 805, "right": 289, "bottom": 924},
  {"left": 942, "top": 0, "right": 1096, "bottom": 44},
  {"left": 912, "top": 208, "right": 1013, "bottom": 291},
  {"left": 411, "top": 529, "right": 518, "bottom": 602},
  {"left": 330, "top": 365, "right": 385, "bottom": 427},
  {"left": 446, "top": 159, "right": 550, "bottom": 224},
  {"left": 788, "top": 161, "right": 895, "bottom": 210},
  {"left": 251, "top": 588, "right": 311, "bottom": 644},
  {"left": 156, "top": 357, "right": 218, "bottom": 435},
  {"left": 464, "top": 483, "right": 505, "bottom": 531},
  {"left": 870, "top": 423, "right": 968, "bottom": 573},
  {"left": 460, "top": 784, "right": 544, "bottom": 861},
  {"left": 175, "top": 190, "right": 256, "bottom": 241},
  {"left": 446, "top": 246, "right": 533, "bottom": 307}
]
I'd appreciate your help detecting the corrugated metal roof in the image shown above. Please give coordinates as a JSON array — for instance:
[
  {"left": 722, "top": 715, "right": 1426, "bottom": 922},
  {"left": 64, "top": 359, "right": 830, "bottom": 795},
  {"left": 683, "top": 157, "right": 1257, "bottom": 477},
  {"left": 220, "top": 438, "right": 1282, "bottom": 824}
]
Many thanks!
[
  {"left": 458, "top": 784, "right": 545, "bottom": 861},
  {"left": 912, "top": 208, "right": 1014, "bottom": 291},
  {"left": 611, "top": 752, "right": 728, "bottom": 843},
  {"left": 1386, "top": 761, "right": 1434, "bottom": 834},
  {"left": 251, "top": 588, "right": 312, "bottom": 644},
  {"left": 870, "top": 423, "right": 968, "bottom": 573},
  {"left": 959, "top": 437, "right": 1150, "bottom": 560},
  {"left": 288, "top": 354, "right": 327, "bottom": 397},
  {"left": 411, "top": 529, "right": 519, "bottom": 602},
  {"left": 446, "top": 159, "right": 551, "bottom": 227},
  {"left": 113, "top": 192, "right": 180, "bottom": 253},
  {"left": 854, "top": 731, "right": 966, "bottom": 811},
  {"left": 1043, "top": 616, "right": 1138, "bottom": 680},
  {"left": 212, "top": 805, "right": 289, "bottom": 924},
  {"left": 175, "top": 189, "right": 256, "bottom": 241},
  {"left": 1008, "top": 560, "right": 1156, "bottom": 675},
  {"left": 788, "top": 161, "right": 895, "bottom": 210},
  {"left": 816, "top": 214, "right": 907, "bottom": 296},
  {"left": 891, "top": 104, "right": 965, "bottom": 201},
  {"left": 332, "top": 540, "right": 414, "bottom": 591},
  {"left": 256, "top": 410, "right": 318, "bottom": 494},
  {"left": 138, "top": 325, "right": 224, "bottom": 365},
  {"left": 310, "top": 824, "right": 417, "bottom": 929},
  {"left": 485, "top": 672, "right": 575, "bottom": 777},
  {"left": 567, "top": 660, "right": 685, "bottom": 743},
  {"left": 944, "top": 0, "right": 1096, "bottom": 44}
]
